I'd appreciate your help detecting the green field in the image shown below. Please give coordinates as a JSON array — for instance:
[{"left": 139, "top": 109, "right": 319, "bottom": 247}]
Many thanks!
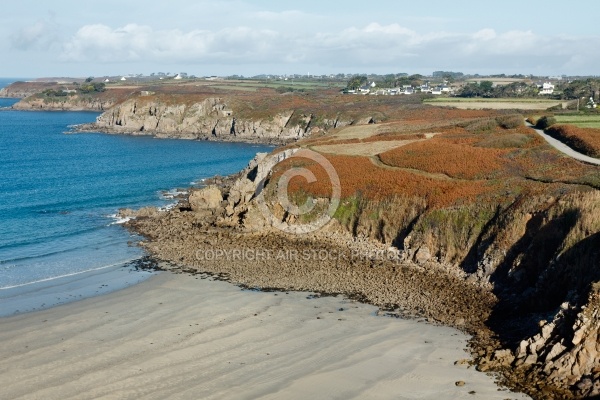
[
  {"left": 205, "top": 85, "right": 258, "bottom": 92},
  {"left": 555, "top": 114, "right": 600, "bottom": 128}
]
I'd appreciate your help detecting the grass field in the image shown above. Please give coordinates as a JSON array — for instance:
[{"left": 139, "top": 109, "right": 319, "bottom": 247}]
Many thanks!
[
  {"left": 554, "top": 114, "right": 600, "bottom": 128},
  {"left": 204, "top": 85, "right": 259, "bottom": 92},
  {"left": 423, "top": 97, "right": 566, "bottom": 110}
]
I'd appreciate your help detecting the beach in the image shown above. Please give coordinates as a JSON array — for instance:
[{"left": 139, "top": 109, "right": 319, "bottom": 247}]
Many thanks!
[{"left": 0, "top": 271, "right": 530, "bottom": 399}]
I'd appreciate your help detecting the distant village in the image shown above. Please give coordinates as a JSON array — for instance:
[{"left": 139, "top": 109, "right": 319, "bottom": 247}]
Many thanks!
[
  {"left": 28, "top": 69, "right": 599, "bottom": 102},
  {"left": 342, "top": 80, "right": 559, "bottom": 96},
  {"left": 343, "top": 80, "right": 453, "bottom": 96}
]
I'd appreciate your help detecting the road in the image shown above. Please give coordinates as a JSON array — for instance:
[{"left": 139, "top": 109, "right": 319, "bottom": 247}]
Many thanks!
[{"left": 526, "top": 122, "right": 600, "bottom": 166}]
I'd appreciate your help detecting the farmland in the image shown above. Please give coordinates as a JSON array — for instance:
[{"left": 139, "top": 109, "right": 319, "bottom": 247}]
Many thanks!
[
  {"left": 554, "top": 114, "right": 600, "bottom": 128},
  {"left": 423, "top": 97, "right": 567, "bottom": 110}
]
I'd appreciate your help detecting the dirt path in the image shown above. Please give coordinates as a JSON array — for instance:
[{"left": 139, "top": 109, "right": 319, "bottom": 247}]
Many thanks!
[
  {"left": 527, "top": 122, "right": 600, "bottom": 166},
  {"left": 312, "top": 139, "right": 420, "bottom": 156}
]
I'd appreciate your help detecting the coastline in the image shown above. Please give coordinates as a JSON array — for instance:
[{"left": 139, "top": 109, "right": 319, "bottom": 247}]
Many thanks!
[
  {"left": 3, "top": 83, "right": 598, "bottom": 397},
  {"left": 71, "top": 123, "right": 296, "bottom": 146},
  {"left": 0, "top": 258, "right": 158, "bottom": 317},
  {"left": 0, "top": 269, "right": 530, "bottom": 400}
]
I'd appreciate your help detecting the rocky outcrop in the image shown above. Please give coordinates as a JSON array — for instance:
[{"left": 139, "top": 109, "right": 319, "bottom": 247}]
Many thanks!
[
  {"left": 11, "top": 95, "right": 117, "bottom": 111},
  {"left": 512, "top": 287, "right": 600, "bottom": 398},
  {"left": 0, "top": 82, "right": 57, "bottom": 98},
  {"left": 122, "top": 149, "right": 600, "bottom": 399},
  {"left": 85, "top": 97, "right": 317, "bottom": 143},
  {"left": 189, "top": 186, "right": 224, "bottom": 211}
]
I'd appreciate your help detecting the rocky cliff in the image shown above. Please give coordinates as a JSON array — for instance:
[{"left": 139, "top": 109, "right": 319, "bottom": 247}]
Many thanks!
[
  {"left": 11, "top": 94, "right": 117, "bottom": 111},
  {"left": 126, "top": 149, "right": 600, "bottom": 399},
  {"left": 81, "top": 95, "right": 365, "bottom": 143},
  {"left": 0, "top": 82, "right": 58, "bottom": 98}
]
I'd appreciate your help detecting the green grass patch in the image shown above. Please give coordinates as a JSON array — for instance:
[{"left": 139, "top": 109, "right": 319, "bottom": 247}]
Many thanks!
[
  {"left": 206, "top": 85, "right": 258, "bottom": 92},
  {"left": 554, "top": 114, "right": 600, "bottom": 128}
]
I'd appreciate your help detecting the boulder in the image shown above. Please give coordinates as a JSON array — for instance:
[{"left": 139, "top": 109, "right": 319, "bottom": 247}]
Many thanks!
[
  {"left": 414, "top": 246, "right": 431, "bottom": 264},
  {"left": 189, "top": 186, "right": 223, "bottom": 211}
]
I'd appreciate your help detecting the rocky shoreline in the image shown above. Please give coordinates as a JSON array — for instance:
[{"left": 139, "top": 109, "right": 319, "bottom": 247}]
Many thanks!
[
  {"left": 115, "top": 151, "right": 600, "bottom": 399},
  {"left": 71, "top": 123, "right": 294, "bottom": 146}
]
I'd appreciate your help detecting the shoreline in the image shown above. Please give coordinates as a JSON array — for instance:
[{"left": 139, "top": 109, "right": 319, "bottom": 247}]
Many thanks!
[
  {"left": 0, "top": 258, "right": 158, "bottom": 318},
  {"left": 0, "top": 268, "right": 530, "bottom": 400},
  {"left": 71, "top": 123, "right": 296, "bottom": 146}
]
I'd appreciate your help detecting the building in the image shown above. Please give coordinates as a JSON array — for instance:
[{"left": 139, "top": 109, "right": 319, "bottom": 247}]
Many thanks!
[{"left": 539, "top": 82, "right": 555, "bottom": 95}]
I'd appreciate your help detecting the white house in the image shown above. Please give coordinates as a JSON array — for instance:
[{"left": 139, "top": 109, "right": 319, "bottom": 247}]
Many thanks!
[
  {"left": 120, "top": 77, "right": 127, "bottom": 81},
  {"left": 539, "top": 82, "right": 554, "bottom": 95},
  {"left": 358, "top": 83, "right": 373, "bottom": 94}
]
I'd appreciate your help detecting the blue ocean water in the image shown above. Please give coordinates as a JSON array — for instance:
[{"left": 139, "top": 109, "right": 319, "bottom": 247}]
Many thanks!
[{"left": 0, "top": 78, "right": 271, "bottom": 291}]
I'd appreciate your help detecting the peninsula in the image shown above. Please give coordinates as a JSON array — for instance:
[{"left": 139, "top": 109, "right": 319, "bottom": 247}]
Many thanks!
[{"left": 3, "top": 75, "right": 600, "bottom": 399}]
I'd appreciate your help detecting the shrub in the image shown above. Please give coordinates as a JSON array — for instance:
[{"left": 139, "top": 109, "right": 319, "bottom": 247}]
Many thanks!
[
  {"left": 545, "top": 125, "right": 600, "bottom": 158},
  {"left": 378, "top": 138, "right": 509, "bottom": 180},
  {"left": 535, "top": 116, "right": 556, "bottom": 129},
  {"left": 496, "top": 114, "right": 524, "bottom": 129},
  {"left": 464, "top": 118, "right": 498, "bottom": 133}
]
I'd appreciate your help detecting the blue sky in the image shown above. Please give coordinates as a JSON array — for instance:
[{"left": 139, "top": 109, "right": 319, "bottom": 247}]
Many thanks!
[{"left": 2, "top": 0, "right": 599, "bottom": 78}]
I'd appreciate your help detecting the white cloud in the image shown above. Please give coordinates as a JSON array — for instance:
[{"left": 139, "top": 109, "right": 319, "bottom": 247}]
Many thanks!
[
  {"left": 61, "top": 24, "right": 284, "bottom": 63},
  {"left": 10, "top": 17, "right": 59, "bottom": 51},
  {"left": 57, "top": 22, "right": 600, "bottom": 75}
]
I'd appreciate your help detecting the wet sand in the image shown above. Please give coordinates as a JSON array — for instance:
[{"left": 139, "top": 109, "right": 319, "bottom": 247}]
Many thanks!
[{"left": 0, "top": 271, "right": 530, "bottom": 399}]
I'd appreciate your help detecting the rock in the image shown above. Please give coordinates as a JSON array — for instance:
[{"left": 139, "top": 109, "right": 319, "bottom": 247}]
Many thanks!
[
  {"left": 541, "top": 322, "right": 555, "bottom": 340},
  {"left": 455, "top": 381, "right": 466, "bottom": 387},
  {"left": 118, "top": 206, "right": 159, "bottom": 219},
  {"left": 493, "top": 349, "right": 515, "bottom": 367},
  {"left": 414, "top": 246, "right": 431, "bottom": 264},
  {"left": 576, "top": 377, "right": 593, "bottom": 392},
  {"left": 523, "top": 354, "right": 538, "bottom": 365},
  {"left": 92, "top": 97, "right": 328, "bottom": 142},
  {"left": 189, "top": 186, "right": 223, "bottom": 211},
  {"left": 546, "top": 342, "right": 567, "bottom": 362}
]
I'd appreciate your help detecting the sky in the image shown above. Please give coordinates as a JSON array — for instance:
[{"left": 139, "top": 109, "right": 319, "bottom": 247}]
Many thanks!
[{"left": 2, "top": 0, "right": 599, "bottom": 79}]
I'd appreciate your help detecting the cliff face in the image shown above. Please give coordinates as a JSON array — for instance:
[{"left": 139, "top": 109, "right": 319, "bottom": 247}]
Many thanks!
[
  {"left": 0, "top": 82, "right": 57, "bottom": 98},
  {"left": 12, "top": 95, "right": 117, "bottom": 111},
  {"left": 123, "top": 141, "right": 600, "bottom": 398},
  {"left": 209, "top": 153, "right": 600, "bottom": 399},
  {"left": 90, "top": 97, "right": 316, "bottom": 142}
]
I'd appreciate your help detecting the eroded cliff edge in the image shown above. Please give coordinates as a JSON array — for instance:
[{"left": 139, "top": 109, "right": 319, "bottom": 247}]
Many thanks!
[
  {"left": 74, "top": 90, "right": 390, "bottom": 144},
  {"left": 124, "top": 144, "right": 600, "bottom": 399},
  {"left": 80, "top": 97, "right": 316, "bottom": 143}
]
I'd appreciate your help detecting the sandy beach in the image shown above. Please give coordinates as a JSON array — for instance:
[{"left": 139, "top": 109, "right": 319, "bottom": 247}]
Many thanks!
[{"left": 0, "top": 271, "right": 530, "bottom": 399}]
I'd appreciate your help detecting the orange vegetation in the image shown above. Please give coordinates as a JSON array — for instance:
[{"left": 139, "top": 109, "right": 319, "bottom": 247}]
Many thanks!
[
  {"left": 273, "top": 119, "right": 600, "bottom": 211},
  {"left": 378, "top": 137, "right": 510, "bottom": 179},
  {"left": 545, "top": 125, "right": 600, "bottom": 158},
  {"left": 275, "top": 154, "right": 496, "bottom": 209}
]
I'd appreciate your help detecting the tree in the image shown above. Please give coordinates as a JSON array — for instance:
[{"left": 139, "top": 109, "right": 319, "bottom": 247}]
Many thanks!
[
  {"left": 443, "top": 74, "right": 455, "bottom": 84},
  {"left": 479, "top": 81, "right": 494, "bottom": 96},
  {"left": 409, "top": 74, "right": 423, "bottom": 87},
  {"left": 346, "top": 75, "right": 368, "bottom": 90},
  {"left": 457, "top": 83, "right": 482, "bottom": 98},
  {"left": 79, "top": 82, "right": 105, "bottom": 94},
  {"left": 85, "top": 77, "right": 94, "bottom": 83}
]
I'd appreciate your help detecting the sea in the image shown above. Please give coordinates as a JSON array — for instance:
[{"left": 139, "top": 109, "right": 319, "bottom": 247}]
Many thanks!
[{"left": 0, "top": 78, "right": 272, "bottom": 315}]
